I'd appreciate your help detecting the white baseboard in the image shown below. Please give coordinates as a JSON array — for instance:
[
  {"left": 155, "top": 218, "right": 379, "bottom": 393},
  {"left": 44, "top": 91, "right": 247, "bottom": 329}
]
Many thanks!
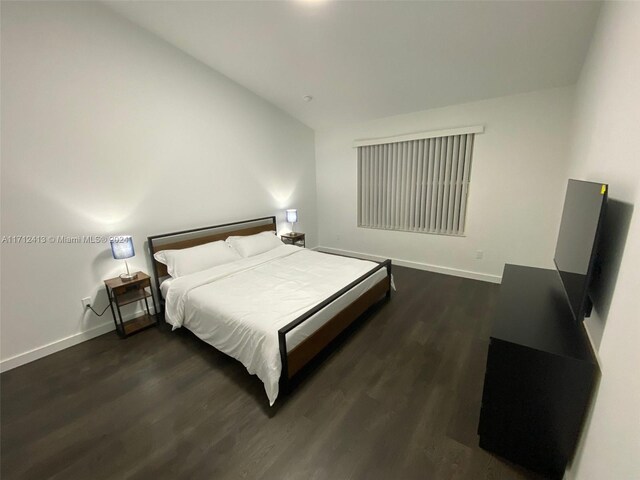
[
  {"left": 0, "top": 307, "right": 156, "bottom": 373},
  {"left": 0, "top": 249, "right": 498, "bottom": 373},
  {"left": 317, "top": 246, "right": 502, "bottom": 284}
]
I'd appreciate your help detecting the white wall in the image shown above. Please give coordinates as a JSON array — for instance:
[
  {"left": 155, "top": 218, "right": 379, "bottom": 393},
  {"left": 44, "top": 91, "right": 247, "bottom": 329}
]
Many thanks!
[
  {"left": 0, "top": 1, "right": 317, "bottom": 370},
  {"left": 564, "top": 2, "right": 640, "bottom": 479},
  {"left": 315, "top": 87, "right": 574, "bottom": 282}
]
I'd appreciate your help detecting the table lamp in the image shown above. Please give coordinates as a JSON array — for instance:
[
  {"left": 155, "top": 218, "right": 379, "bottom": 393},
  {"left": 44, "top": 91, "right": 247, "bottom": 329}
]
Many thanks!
[
  {"left": 110, "top": 236, "right": 138, "bottom": 281},
  {"left": 286, "top": 209, "right": 298, "bottom": 233}
]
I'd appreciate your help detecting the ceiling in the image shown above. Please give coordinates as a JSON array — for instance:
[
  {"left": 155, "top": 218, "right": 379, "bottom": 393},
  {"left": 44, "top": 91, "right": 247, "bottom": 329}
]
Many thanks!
[{"left": 106, "top": 1, "right": 601, "bottom": 130}]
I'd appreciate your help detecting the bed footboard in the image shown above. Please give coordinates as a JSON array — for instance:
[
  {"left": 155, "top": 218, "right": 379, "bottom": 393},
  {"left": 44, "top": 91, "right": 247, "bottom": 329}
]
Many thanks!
[{"left": 278, "top": 259, "right": 392, "bottom": 394}]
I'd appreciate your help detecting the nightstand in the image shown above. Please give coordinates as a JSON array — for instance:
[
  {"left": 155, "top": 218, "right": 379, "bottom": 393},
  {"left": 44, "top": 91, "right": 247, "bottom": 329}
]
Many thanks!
[
  {"left": 104, "top": 272, "right": 159, "bottom": 338},
  {"left": 281, "top": 232, "right": 305, "bottom": 248}
]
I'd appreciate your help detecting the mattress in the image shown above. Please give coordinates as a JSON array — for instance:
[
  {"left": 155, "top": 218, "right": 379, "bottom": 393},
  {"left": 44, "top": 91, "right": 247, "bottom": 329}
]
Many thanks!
[{"left": 162, "top": 245, "right": 388, "bottom": 405}]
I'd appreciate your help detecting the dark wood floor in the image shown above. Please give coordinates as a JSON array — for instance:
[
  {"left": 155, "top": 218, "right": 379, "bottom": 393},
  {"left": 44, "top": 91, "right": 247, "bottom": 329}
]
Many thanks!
[{"left": 1, "top": 266, "right": 546, "bottom": 480}]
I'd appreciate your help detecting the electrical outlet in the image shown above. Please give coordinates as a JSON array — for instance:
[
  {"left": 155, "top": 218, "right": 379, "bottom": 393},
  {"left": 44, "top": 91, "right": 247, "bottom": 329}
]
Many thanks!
[
  {"left": 476, "top": 250, "right": 484, "bottom": 260},
  {"left": 81, "top": 297, "right": 92, "bottom": 309}
]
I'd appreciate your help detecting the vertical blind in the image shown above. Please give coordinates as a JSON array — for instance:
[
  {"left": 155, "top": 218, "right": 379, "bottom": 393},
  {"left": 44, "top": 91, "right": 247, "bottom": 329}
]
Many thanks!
[{"left": 357, "top": 133, "right": 476, "bottom": 236}]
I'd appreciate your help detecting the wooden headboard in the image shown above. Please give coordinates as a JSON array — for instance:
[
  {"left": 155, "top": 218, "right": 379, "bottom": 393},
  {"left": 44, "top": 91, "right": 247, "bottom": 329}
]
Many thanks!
[{"left": 147, "top": 216, "right": 276, "bottom": 302}]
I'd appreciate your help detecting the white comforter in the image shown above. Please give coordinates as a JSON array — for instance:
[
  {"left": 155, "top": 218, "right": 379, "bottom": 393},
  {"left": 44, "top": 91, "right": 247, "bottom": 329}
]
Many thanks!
[{"left": 163, "top": 245, "right": 385, "bottom": 405}]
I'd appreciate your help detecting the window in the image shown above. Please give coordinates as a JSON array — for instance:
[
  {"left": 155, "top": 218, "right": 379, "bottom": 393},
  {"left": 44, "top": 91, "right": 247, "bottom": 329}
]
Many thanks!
[{"left": 356, "top": 126, "right": 481, "bottom": 236}]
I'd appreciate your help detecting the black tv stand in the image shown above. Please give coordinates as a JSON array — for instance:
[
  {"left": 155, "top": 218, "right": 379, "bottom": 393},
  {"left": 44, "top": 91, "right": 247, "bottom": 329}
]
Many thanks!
[{"left": 477, "top": 264, "right": 597, "bottom": 479}]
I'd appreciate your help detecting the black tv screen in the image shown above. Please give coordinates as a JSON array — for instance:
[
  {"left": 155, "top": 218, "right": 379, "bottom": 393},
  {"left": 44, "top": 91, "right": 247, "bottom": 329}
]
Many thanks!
[{"left": 553, "top": 179, "right": 607, "bottom": 322}]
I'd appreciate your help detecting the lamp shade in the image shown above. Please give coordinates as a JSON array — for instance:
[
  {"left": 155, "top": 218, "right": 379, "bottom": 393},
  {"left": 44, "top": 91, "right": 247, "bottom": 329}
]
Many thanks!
[
  {"left": 110, "top": 236, "right": 135, "bottom": 260},
  {"left": 286, "top": 209, "right": 298, "bottom": 223}
]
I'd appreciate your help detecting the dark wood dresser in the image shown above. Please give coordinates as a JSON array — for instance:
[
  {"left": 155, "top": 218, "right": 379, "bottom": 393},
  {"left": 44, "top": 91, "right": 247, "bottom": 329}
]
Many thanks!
[{"left": 478, "top": 264, "right": 598, "bottom": 479}]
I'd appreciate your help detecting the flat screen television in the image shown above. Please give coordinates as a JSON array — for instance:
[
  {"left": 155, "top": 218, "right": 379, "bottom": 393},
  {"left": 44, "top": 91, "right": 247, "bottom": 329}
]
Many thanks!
[{"left": 553, "top": 179, "right": 608, "bottom": 322}]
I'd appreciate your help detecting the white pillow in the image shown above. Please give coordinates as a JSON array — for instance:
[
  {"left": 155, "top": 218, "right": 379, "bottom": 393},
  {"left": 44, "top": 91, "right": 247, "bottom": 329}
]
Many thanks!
[
  {"left": 154, "top": 240, "right": 241, "bottom": 278},
  {"left": 225, "top": 231, "right": 283, "bottom": 258}
]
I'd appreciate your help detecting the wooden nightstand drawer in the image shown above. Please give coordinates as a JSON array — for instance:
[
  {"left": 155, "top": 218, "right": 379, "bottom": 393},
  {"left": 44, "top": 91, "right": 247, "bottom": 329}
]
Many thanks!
[
  {"left": 281, "top": 232, "right": 305, "bottom": 248},
  {"left": 112, "top": 279, "right": 148, "bottom": 297}
]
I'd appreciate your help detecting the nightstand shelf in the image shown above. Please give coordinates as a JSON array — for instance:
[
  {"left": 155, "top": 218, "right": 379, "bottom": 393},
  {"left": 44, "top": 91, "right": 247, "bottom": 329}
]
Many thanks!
[
  {"left": 114, "top": 286, "right": 153, "bottom": 307},
  {"left": 104, "top": 272, "right": 159, "bottom": 338},
  {"left": 122, "top": 313, "right": 157, "bottom": 336},
  {"left": 281, "top": 232, "right": 305, "bottom": 248}
]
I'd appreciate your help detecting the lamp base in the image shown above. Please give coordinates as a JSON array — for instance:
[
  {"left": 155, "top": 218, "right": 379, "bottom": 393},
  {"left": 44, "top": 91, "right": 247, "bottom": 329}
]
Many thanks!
[{"left": 119, "top": 272, "right": 138, "bottom": 282}]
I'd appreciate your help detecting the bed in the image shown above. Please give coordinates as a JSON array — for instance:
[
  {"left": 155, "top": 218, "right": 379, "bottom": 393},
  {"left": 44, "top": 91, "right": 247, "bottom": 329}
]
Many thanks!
[{"left": 148, "top": 216, "right": 392, "bottom": 405}]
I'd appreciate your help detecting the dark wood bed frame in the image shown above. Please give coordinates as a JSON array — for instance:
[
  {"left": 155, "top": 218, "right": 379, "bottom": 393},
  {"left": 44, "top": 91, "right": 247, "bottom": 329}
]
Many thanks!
[{"left": 147, "top": 216, "right": 392, "bottom": 398}]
